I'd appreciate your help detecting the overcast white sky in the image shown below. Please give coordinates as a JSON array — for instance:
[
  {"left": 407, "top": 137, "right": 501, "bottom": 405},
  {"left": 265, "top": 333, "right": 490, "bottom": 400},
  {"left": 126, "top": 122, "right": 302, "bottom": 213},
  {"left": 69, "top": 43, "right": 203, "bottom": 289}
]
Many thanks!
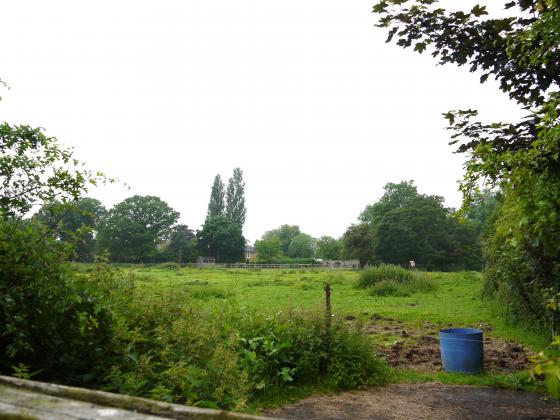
[{"left": 0, "top": 1, "right": 523, "bottom": 243}]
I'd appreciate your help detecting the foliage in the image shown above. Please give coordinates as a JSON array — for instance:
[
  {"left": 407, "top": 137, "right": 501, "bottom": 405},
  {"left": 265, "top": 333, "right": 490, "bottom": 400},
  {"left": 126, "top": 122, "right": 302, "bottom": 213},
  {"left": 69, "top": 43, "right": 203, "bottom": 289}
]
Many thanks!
[
  {"left": 34, "top": 197, "right": 107, "bottom": 262},
  {"left": 287, "top": 233, "right": 316, "bottom": 259},
  {"left": 207, "top": 174, "right": 225, "bottom": 220},
  {"left": 254, "top": 236, "right": 283, "bottom": 262},
  {"left": 0, "top": 219, "right": 115, "bottom": 384},
  {"left": 103, "top": 275, "right": 389, "bottom": 410},
  {"left": 262, "top": 225, "right": 301, "bottom": 255},
  {"left": 197, "top": 215, "right": 246, "bottom": 263},
  {"left": 157, "top": 224, "right": 197, "bottom": 264},
  {"left": 360, "top": 180, "right": 421, "bottom": 225},
  {"left": 341, "top": 223, "right": 375, "bottom": 269},
  {"left": 358, "top": 264, "right": 436, "bottom": 297},
  {"left": 464, "top": 189, "right": 499, "bottom": 238},
  {"left": 482, "top": 191, "right": 560, "bottom": 326},
  {"left": 358, "top": 264, "right": 415, "bottom": 288},
  {"left": 360, "top": 181, "right": 482, "bottom": 271},
  {"left": 315, "top": 236, "right": 342, "bottom": 260},
  {"left": 0, "top": 120, "right": 115, "bottom": 384},
  {"left": 225, "top": 168, "right": 247, "bottom": 228},
  {"left": 97, "top": 195, "right": 179, "bottom": 263},
  {"left": 0, "top": 123, "right": 108, "bottom": 219},
  {"left": 372, "top": 1, "right": 559, "bottom": 327},
  {"left": 531, "top": 336, "right": 560, "bottom": 398}
]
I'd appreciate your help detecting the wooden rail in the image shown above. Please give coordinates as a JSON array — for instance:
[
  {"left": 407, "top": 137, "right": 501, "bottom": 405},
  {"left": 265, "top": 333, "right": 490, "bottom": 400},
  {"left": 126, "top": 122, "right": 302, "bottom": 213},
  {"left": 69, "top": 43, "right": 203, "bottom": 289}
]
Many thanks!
[{"left": 0, "top": 375, "right": 276, "bottom": 419}]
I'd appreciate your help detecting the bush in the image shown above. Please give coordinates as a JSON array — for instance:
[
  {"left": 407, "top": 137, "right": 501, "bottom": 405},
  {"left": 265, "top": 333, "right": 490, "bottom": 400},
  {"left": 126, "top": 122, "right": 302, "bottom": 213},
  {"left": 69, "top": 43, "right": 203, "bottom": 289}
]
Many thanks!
[
  {"left": 482, "top": 189, "right": 560, "bottom": 329},
  {"left": 0, "top": 220, "right": 115, "bottom": 384},
  {"left": 358, "top": 264, "right": 414, "bottom": 288},
  {"left": 104, "top": 280, "right": 390, "bottom": 410},
  {"left": 357, "top": 264, "right": 435, "bottom": 296}
]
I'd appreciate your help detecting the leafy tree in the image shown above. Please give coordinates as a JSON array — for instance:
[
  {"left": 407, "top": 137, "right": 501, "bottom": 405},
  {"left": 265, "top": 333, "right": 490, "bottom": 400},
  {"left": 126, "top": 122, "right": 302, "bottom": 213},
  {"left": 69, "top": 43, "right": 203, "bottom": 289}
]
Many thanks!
[
  {"left": 97, "top": 195, "right": 179, "bottom": 263},
  {"left": 262, "top": 225, "right": 301, "bottom": 255},
  {"left": 373, "top": 0, "right": 559, "bottom": 324},
  {"left": 0, "top": 123, "right": 114, "bottom": 383},
  {"left": 225, "top": 167, "right": 246, "bottom": 227},
  {"left": 34, "top": 198, "right": 107, "bottom": 262},
  {"left": 316, "top": 235, "right": 342, "bottom": 260},
  {"left": 0, "top": 123, "right": 108, "bottom": 219},
  {"left": 360, "top": 181, "right": 421, "bottom": 225},
  {"left": 197, "top": 215, "right": 245, "bottom": 263},
  {"left": 361, "top": 181, "right": 481, "bottom": 270},
  {"left": 207, "top": 175, "right": 225, "bottom": 219},
  {"left": 342, "top": 223, "right": 376, "bottom": 269},
  {"left": 254, "top": 236, "right": 282, "bottom": 262},
  {"left": 287, "top": 233, "right": 316, "bottom": 259},
  {"left": 161, "top": 224, "right": 197, "bottom": 264},
  {"left": 465, "top": 189, "right": 499, "bottom": 238}
]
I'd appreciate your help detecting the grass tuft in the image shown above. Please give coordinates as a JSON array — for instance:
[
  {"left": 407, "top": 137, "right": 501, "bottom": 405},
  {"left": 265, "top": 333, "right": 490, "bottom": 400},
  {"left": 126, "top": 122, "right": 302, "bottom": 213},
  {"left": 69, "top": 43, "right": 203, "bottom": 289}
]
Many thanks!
[{"left": 358, "top": 264, "right": 436, "bottom": 296}]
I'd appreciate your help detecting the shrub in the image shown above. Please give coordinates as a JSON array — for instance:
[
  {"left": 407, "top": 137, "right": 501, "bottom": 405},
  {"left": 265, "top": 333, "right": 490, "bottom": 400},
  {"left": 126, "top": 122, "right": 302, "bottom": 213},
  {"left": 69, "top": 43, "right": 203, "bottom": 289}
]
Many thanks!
[
  {"left": 481, "top": 187, "right": 560, "bottom": 330},
  {"left": 531, "top": 337, "right": 560, "bottom": 398},
  {"left": 358, "top": 264, "right": 414, "bottom": 288},
  {"left": 327, "top": 322, "right": 390, "bottom": 388},
  {"left": 0, "top": 220, "right": 115, "bottom": 384},
  {"left": 358, "top": 264, "right": 435, "bottom": 296},
  {"left": 104, "top": 281, "right": 390, "bottom": 410}
]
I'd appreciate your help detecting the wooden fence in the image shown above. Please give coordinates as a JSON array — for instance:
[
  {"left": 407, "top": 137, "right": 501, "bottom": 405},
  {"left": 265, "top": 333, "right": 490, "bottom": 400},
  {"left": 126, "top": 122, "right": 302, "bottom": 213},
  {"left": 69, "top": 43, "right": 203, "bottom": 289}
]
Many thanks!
[{"left": 183, "top": 263, "right": 360, "bottom": 270}]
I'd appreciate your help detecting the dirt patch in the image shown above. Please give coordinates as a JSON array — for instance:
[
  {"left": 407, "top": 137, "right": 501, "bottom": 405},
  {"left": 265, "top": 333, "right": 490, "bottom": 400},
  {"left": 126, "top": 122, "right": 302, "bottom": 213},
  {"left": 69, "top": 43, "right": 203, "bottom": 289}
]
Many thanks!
[
  {"left": 365, "top": 317, "right": 532, "bottom": 373},
  {"left": 266, "top": 383, "right": 560, "bottom": 419}
]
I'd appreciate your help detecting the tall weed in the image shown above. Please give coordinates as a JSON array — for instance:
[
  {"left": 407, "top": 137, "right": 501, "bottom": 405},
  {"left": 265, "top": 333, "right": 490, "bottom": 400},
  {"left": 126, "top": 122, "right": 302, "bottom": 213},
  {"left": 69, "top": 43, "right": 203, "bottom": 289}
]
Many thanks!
[{"left": 102, "top": 270, "right": 389, "bottom": 410}]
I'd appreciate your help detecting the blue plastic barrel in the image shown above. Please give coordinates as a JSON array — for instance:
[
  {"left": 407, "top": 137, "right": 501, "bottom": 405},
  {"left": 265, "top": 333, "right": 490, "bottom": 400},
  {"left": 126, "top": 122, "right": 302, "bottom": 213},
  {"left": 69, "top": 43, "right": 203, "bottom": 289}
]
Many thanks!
[{"left": 439, "top": 328, "right": 483, "bottom": 374}]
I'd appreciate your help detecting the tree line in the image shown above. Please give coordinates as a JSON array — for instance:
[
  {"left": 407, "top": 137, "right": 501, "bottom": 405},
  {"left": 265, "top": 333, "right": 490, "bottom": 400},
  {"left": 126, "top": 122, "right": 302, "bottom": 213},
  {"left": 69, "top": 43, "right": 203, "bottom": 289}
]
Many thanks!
[
  {"left": 254, "top": 180, "right": 491, "bottom": 271},
  {"left": 31, "top": 175, "right": 490, "bottom": 270},
  {"left": 32, "top": 168, "right": 248, "bottom": 264}
]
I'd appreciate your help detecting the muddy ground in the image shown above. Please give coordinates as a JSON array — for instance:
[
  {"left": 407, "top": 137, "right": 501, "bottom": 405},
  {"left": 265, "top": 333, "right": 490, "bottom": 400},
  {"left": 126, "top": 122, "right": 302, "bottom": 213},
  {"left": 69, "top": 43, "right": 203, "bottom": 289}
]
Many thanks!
[
  {"left": 362, "top": 314, "right": 532, "bottom": 373},
  {"left": 266, "top": 383, "right": 560, "bottom": 419},
  {"left": 266, "top": 316, "right": 554, "bottom": 419}
]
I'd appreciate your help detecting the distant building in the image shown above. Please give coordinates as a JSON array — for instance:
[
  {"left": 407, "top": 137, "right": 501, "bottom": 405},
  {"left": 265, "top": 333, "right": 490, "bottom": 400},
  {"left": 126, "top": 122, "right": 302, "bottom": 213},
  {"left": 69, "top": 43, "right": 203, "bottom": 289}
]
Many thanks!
[
  {"left": 245, "top": 245, "right": 256, "bottom": 260},
  {"left": 196, "top": 256, "right": 216, "bottom": 265},
  {"left": 323, "top": 260, "right": 359, "bottom": 268}
]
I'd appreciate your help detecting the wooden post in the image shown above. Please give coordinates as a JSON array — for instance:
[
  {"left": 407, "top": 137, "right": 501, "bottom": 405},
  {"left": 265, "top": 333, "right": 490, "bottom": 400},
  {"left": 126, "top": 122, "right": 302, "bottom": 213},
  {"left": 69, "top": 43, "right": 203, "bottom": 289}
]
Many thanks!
[
  {"left": 324, "top": 284, "right": 332, "bottom": 370},
  {"left": 325, "top": 284, "right": 332, "bottom": 328}
]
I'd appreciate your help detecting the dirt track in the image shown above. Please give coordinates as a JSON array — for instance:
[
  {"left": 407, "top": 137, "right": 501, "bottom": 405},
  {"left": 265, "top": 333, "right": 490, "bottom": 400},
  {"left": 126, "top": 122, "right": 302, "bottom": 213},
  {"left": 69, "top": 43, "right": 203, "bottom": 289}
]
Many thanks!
[{"left": 266, "top": 383, "right": 560, "bottom": 419}]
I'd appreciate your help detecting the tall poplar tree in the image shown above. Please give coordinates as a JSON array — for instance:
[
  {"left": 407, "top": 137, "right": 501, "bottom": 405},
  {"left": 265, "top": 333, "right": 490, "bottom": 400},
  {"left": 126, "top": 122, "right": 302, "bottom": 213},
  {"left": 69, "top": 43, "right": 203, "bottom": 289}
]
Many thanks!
[
  {"left": 207, "top": 174, "right": 225, "bottom": 219},
  {"left": 225, "top": 167, "right": 247, "bottom": 227}
]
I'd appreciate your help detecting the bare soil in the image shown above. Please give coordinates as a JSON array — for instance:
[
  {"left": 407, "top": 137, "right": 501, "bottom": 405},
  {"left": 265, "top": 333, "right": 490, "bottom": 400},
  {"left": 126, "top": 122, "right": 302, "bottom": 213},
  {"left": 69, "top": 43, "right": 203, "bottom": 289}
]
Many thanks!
[
  {"left": 266, "top": 317, "right": 555, "bottom": 419},
  {"left": 266, "top": 383, "right": 560, "bottom": 419},
  {"left": 364, "top": 315, "right": 532, "bottom": 373}
]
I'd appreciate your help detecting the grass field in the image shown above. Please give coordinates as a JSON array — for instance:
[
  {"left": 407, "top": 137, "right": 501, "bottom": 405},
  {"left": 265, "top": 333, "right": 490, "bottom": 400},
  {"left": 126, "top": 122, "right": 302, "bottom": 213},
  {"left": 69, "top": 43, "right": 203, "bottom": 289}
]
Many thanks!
[
  {"left": 122, "top": 266, "right": 546, "bottom": 347},
  {"left": 95, "top": 264, "right": 551, "bottom": 406}
]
